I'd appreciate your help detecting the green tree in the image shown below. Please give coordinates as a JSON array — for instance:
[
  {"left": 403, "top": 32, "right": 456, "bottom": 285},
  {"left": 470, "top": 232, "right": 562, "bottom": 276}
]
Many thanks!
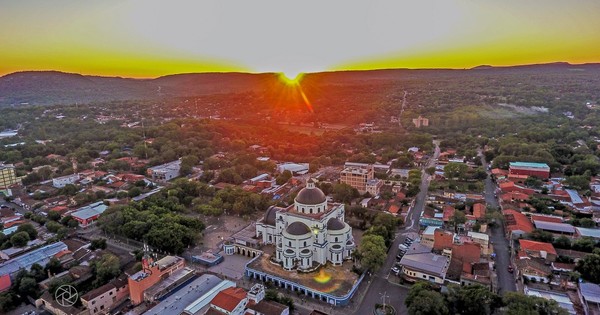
[
  {"left": 444, "top": 162, "right": 468, "bottom": 180},
  {"left": 45, "top": 257, "right": 63, "bottom": 275},
  {"left": 16, "top": 223, "right": 38, "bottom": 240},
  {"left": 10, "top": 231, "right": 30, "bottom": 247},
  {"left": 446, "top": 284, "right": 501, "bottom": 315},
  {"left": 527, "top": 229, "right": 554, "bottom": 243},
  {"left": 45, "top": 221, "right": 63, "bottom": 233},
  {"left": 358, "top": 234, "right": 386, "bottom": 271},
  {"left": 47, "top": 210, "right": 61, "bottom": 221},
  {"left": 18, "top": 276, "right": 39, "bottom": 298},
  {"left": 94, "top": 253, "right": 121, "bottom": 286},
  {"left": 425, "top": 166, "right": 436, "bottom": 176},
  {"left": 553, "top": 236, "right": 571, "bottom": 249},
  {"left": 90, "top": 238, "right": 107, "bottom": 250},
  {"left": 332, "top": 183, "right": 359, "bottom": 203},
  {"left": 0, "top": 291, "right": 18, "bottom": 313},
  {"left": 503, "top": 291, "right": 568, "bottom": 315},
  {"left": 576, "top": 252, "right": 600, "bottom": 283},
  {"left": 276, "top": 170, "right": 293, "bottom": 185},
  {"left": 449, "top": 210, "right": 466, "bottom": 233},
  {"left": 408, "top": 289, "right": 449, "bottom": 315}
]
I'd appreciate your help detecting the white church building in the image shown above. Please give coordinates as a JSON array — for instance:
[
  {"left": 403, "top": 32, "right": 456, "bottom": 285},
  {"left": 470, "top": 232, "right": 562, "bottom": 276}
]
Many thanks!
[{"left": 256, "top": 179, "right": 355, "bottom": 271}]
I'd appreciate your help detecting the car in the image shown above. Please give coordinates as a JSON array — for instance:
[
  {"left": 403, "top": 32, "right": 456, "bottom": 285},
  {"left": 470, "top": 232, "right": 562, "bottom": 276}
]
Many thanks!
[
  {"left": 508, "top": 266, "right": 514, "bottom": 273},
  {"left": 391, "top": 266, "right": 400, "bottom": 274},
  {"left": 405, "top": 237, "right": 414, "bottom": 242},
  {"left": 399, "top": 244, "right": 408, "bottom": 251},
  {"left": 396, "top": 253, "right": 404, "bottom": 259}
]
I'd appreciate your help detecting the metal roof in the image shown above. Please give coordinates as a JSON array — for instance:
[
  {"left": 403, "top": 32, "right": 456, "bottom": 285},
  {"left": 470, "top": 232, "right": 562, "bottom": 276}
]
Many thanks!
[
  {"left": 509, "top": 162, "right": 550, "bottom": 169},
  {"left": 145, "top": 274, "right": 229, "bottom": 315},
  {"left": 400, "top": 252, "right": 449, "bottom": 277},
  {"left": 566, "top": 189, "right": 584, "bottom": 204},
  {"left": 0, "top": 242, "right": 67, "bottom": 277},
  {"left": 576, "top": 227, "right": 600, "bottom": 239},
  {"left": 580, "top": 283, "right": 600, "bottom": 304},
  {"left": 71, "top": 201, "right": 108, "bottom": 220},
  {"left": 533, "top": 221, "right": 575, "bottom": 233}
]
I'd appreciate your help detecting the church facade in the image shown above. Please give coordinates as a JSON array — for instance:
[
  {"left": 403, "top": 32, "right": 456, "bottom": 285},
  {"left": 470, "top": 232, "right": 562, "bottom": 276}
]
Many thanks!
[{"left": 256, "top": 179, "right": 355, "bottom": 271}]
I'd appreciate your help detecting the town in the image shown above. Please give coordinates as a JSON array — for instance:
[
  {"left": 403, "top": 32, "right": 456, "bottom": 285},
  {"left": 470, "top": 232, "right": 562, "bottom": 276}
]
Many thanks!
[{"left": 1, "top": 65, "right": 600, "bottom": 315}]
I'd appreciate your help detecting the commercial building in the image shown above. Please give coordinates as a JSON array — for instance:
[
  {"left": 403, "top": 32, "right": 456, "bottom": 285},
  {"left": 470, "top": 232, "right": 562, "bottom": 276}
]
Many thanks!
[
  {"left": 580, "top": 283, "right": 600, "bottom": 315},
  {"left": 0, "top": 163, "right": 18, "bottom": 189},
  {"left": 71, "top": 201, "right": 108, "bottom": 227},
  {"left": 340, "top": 166, "right": 374, "bottom": 194},
  {"left": 509, "top": 162, "right": 550, "bottom": 179},
  {"left": 0, "top": 242, "right": 68, "bottom": 280},
  {"left": 147, "top": 160, "right": 181, "bottom": 181},
  {"left": 128, "top": 255, "right": 186, "bottom": 305},
  {"left": 80, "top": 275, "right": 129, "bottom": 315},
  {"left": 398, "top": 243, "right": 450, "bottom": 284},
  {"left": 52, "top": 173, "right": 80, "bottom": 188},
  {"left": 276, "top": 163, "right": 309, "bottom": 175}
]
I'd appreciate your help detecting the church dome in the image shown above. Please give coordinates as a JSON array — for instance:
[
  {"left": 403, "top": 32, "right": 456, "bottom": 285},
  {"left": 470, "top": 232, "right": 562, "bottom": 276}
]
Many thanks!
[
  {"left": 327, "top": 218, "right": 345, "bottom": 230},
  {"left": 286, "top": 222, "right": 311, "bottom": 236},
  {"left": 263, "top": 206, "right": 278, "bottom": 226},
  {"left": 295, "top": 179, "right": 326, "bottom": 205}
]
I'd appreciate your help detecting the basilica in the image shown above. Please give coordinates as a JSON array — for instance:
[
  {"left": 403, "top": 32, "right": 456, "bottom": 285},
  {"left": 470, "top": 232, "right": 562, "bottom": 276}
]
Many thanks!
[{"left": 256, "top": 179, "right": 355, "bottom": 271}]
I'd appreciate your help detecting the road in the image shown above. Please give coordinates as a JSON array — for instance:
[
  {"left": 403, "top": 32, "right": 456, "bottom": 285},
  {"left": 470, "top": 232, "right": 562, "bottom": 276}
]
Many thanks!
[
  {"left": 353, "top": 141, "right": 440, "bottom": 315},
  {"left": 479, "top": 153, "right": 517, "bottom": 293}
]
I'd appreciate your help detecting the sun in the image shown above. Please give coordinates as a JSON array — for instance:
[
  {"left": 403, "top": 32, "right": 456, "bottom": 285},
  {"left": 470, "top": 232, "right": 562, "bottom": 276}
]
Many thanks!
[{"left": 279, "top": 71, "right": 304, "bottom": 85}]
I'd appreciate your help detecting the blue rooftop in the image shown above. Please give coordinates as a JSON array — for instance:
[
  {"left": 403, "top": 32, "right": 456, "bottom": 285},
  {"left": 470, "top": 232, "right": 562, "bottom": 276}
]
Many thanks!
[
  {"left": 509, "top": 162, "right": 550, "bottom": 169},
  {"left": 0, "top": 242, "right": 68, "bottom": 279},
  {"left": 71, "top": 201, "right": 108, "bottom": 220}
]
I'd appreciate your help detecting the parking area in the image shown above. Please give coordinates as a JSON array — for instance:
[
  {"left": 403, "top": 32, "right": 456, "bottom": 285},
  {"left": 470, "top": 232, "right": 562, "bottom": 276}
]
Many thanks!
[{"left": 204, "top": 254, "right": 253, "bottom": 280}]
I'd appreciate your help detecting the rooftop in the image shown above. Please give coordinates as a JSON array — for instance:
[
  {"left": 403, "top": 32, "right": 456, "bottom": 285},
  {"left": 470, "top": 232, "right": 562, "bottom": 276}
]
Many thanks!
[
  {"left": 533, "top": 220, "right": 575, "bottom": 234},
  {"left": 71, "top": 201, "right": 108, "bottom": 220},
  {"left": 576, "top": 227, "right": 600, "bottom": 239},
  {"left": 525, "top": 287, "right": 575, "bottom": 314},
  {"left": 0, "top": 242, "right": 68, "bottom": 277},
  {"left": 145, "top": 274, "right": 229, "bottom": 315},
  {"left": 400, "top": 252, "right": 449, "bottom": 277},
  {"left": 467, "top": 231, "right": 489, "bottom": 242},
  {"left": 519, "top": 239, "right": 557, "bottom": 256},
  {"left": 210, "top": 287, "right": 247, "bottom": 312},
  {"left": 580, "top": 283, "right": 600, "bottom": 304},
  {"left": 509, "top": 162, "right": 550, "bottom": 169}
]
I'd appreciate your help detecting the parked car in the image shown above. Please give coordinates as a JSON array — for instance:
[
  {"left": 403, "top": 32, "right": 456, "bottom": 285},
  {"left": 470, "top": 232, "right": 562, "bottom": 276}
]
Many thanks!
[
  {"left": 391, "top": 266, "right": 400, "bottom": 274},
  {"left": 508, "top": 266, "right": 514, "bottom": 273},
  {"left": 399, "top": 244, "right": 408, "bottom": 251}
]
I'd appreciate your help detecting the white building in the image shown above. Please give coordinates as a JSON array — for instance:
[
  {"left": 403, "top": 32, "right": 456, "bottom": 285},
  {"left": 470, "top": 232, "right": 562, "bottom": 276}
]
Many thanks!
[
  {"left": 276, "top": 163, "right": 309, "bottom": 175},
  {"left": 147, "top": 160, "right": 181, "bottom": 181},
  {"left": 256, "top": 179, "right": 355, "bottom": 271},
  {"left": 52, "top": 174, "right": 80, "bottom": 188}
]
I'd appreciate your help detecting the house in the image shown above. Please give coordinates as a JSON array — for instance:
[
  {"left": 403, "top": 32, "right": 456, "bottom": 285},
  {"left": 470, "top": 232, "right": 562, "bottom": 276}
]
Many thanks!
[
  {"left": 461, "top": 262, "right": 494, "bottom": 292},
  {"left": 81, "top": 275, "right": 129, "bottom": 315},
  {"left": 516, "top": 259, "right": 552, "bottom": 283},
  {"left": 52, "top": 174, "right": 79, "bottom": 188},
  {"left": 206, "top": 287, "right": 248, "bottom": 315},
  {"left": 467, "top": 232, "right": 490, "bottom": 255},
  {"left": 503, "top": 209, "right": 534, "bottom": 239},
  {"left": 524, "top": 287, "right": 576, "bottom": 314},
  {"left": 421, "top": 226, "right": 438, "bottom": 248},
  {"left": 147, "top": 160, "right": 181, "bottom": 182},
  {"left": 398, "top": 243, "right": 450, "bottom": 284},
  {"left": 518, "top": 239, "right": 557, "bottom": 262},
  {"left": 472, "top": 203, "right": 486, "bottom": 219}
]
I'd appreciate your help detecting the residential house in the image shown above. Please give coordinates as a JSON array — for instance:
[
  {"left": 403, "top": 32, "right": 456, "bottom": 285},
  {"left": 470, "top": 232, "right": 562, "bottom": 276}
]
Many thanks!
[
  {"left": 518, "top": 239, "right": 557, "bottom": 262},
  {"left": 81, "top": 275, "right": 129, "bottom": 315}
]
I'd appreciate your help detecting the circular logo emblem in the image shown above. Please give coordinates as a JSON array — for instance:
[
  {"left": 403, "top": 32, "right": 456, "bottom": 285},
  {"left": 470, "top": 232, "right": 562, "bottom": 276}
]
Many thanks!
[{"left": 55, "top": 285, "right": 78, "bottom": 307}]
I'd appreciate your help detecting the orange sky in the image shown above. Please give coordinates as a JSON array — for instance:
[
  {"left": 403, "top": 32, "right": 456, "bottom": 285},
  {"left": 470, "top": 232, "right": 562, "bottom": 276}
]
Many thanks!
[{"left": 1, "top": 0, "right": 600, "bottom": 78}]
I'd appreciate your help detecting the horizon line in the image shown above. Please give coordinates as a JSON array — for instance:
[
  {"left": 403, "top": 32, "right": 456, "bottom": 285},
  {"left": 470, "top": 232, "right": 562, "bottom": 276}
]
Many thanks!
[{"left": 2, "top": 61, "right": 599, "bottom": 80}]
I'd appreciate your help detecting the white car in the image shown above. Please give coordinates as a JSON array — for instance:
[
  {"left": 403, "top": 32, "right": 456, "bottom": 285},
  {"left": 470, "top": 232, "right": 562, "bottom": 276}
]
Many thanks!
[{"left": 391, "top": 266, "right": 400, "bottom": 274}]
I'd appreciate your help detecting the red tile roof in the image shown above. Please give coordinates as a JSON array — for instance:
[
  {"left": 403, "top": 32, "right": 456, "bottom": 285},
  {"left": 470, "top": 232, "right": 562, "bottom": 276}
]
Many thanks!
[
  {"left": 519, "top": 239, "right": 557, "bottom": 256},
  {"left": 211, "top": 287, "right": 247, "bottom": 312},
  {"left": 530, "top": 215, "right": 562, "bottom": 224},
  {"left": 388, "top": 204, "right": 400, "bottom": 214},
  {"left": 472, "top": 203, "right": 486, "bottom": 219},
  {"left": 443, "top": 206, "right": 455, "bottom": 222},
  {"left": 0, "top": 274, "right": 11, "bottom": 292},
  {"left": 503, "top": 209, "right": 534, "bottom": 234}
]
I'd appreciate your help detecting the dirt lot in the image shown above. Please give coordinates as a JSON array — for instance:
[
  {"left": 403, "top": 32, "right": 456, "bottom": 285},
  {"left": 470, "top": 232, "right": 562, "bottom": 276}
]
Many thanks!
[{"left": 200, "top": 215, "right": 256, "bottom": 251}]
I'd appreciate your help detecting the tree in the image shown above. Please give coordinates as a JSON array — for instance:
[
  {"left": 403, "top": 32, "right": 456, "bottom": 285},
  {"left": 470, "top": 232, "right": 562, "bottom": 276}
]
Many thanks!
[
  {"left": 444, "top": 162, "right": 468, "bottom": 180},
  {"left": 332, "top": 183, "right": 359, "bottom": 203},
  {"left": 358, "top": 234, "right": 386, "bottom": 271},
  {"left": 47, "top": 210, "right": 61, "bottom": 221},
  {"left": 576, "top": 252, "right": 600, "bottom": 283},
  {"left": 425, "top": 166, "right": 436, "bottom": 176},
  {"left": 552, "top": 235, "right": 571, "bottom": 249},
  {"left": 94, "top": 253, "right": 121, "bottom": 286},
  {"left": 503, "top": 291, "right": 568, "bottom": 315},
  {"left": 276, "top": 170, "right": 292, "bottom": 185},
  {"left": 90, "top": 238, "right": 107, "bottom": 250},
  {"left": 18, "top": 276, "right": 38, "bottom": 298},
  {"left": 45, "top": 257, "right": 63, "bottom": 275},
  {"left": 446, "top": 284, "right": 501, "bottom": 315},
  {"left": 573, "top": 237, "right": 596, "bottom": 252},
  {"left": 45, "top": 221, "right": 63, "bottom": 233},
  {"left": 449, "top": 210, "right": 466, "bottom": 233},
  {"left": 10, "top": 231, "right": 30, "bottom": 247},
  {"left": 16, "top": 223, "right": 38, "bottom": 240},
  {"left": 407, "top": 289, "right": 448, "bottom": 315},
  {"left": 527, "top": 229, "right": 554, "bottom": 243}
]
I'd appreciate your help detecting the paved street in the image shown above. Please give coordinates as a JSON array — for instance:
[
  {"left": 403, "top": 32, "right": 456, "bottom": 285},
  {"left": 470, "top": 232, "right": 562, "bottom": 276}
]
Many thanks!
[
  {"left": 480, "top": 153, "right": 517, "bottom": 294},
  {"left": 353, "top": 141, "right": 440, "bottom": 315}
]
